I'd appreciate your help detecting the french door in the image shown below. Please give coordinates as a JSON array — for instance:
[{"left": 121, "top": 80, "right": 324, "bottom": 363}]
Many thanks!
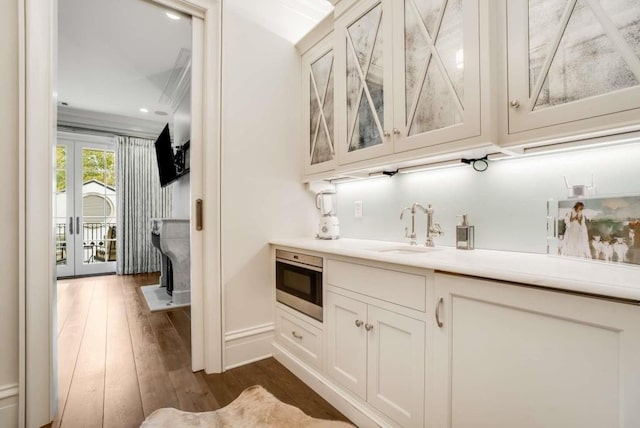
[{"left": 56, "top": 133, "right": 117, "bottom": 277}]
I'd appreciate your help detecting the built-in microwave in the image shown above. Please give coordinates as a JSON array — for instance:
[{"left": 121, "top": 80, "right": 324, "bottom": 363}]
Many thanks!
[{"left": 275, "top": 249, "right": 323, "bottom": 322}]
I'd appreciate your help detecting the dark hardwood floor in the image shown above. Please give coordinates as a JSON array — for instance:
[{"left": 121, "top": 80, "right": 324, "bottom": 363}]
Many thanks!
[{"left": 55, "top": 273, "right": 349, "bottom": 427}]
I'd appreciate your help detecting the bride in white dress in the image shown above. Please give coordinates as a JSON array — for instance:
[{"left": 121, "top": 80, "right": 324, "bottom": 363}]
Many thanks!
[{"left": 563, "top": 202, "right": 592, "bottom": 259}]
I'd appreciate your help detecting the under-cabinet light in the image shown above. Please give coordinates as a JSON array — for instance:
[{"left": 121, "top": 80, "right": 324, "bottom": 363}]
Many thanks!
[
  {"left": 523, "top": 131, "right": 640, "bottom": 155},
  {"left": 330, "top": 176, "right": 365, "bottom": 184},
  {"left": 166, "top": 12, "right": 181, "bottom": 20},
  {"left": 139, "top": 107, "right": 149, "bottom": 113},
  {"left": 397, "top": 159, "right": 464, "bottom": 174}
]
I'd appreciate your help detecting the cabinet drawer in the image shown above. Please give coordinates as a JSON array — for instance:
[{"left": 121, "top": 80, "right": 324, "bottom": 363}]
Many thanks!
[
  {"left": 326, "top": 259, "right": 427, "bottom": 311},
  {"left": 276, "top": 306, "right": 324, "bottom": 371}
]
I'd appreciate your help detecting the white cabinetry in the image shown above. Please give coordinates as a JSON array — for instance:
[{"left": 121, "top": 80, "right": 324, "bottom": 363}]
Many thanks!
[
  {"left": 325, "top": 292, "right": 368, "bottom": 398},
  {"left": 392, "top": 0, "right": 481, "bottom": 153},
  {"left": 505, "top": 0, "right": 640, "bottom": 143},
  {"left": 334, "top": 0, "right": 483, "bottom": 166},
  {"left": 303, "top": 33, "right": 338, "bottom": 175},
  {"left": 275, "top": 303, "right": 324, "bottom": 371},
  {"left": 431, "top": 273, "right": 640, "bottom": 428},
  {"left": 302, "top": 1, "right": 640, "bottom": 180},
  {"left": 325, "top": 259, "right": 428, "bottom": 427},
  {"left": 335, "top": 0, "right": 394, "bottom": 164}
]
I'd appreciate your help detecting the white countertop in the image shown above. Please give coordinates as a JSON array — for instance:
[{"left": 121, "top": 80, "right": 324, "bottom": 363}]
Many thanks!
[{"left": 270, "top": 238, "right": 640, "bottom": 303}]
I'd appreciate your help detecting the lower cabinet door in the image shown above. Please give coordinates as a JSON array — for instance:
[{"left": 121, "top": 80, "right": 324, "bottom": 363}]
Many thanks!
[
  {"left": 326, "top": 292, "right": 368, "bottom": 400},
  {"left": 367, "top": 305, "right": 425, "bottom": 428},
  {"left": 432, "top": 273, "right": 640, "bottom": 428}
]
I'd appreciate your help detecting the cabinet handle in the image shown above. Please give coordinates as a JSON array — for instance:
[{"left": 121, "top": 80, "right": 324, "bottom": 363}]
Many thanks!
[
  {"left": 355, "top": 319, "right": 364, "bottom": 328},
  {"left": 76, "top": 216, "right": 80, "bottom": 233},
  {"left": 435, "top": 297, "right": 444, "bottom": 328},
  {"left": 393, "top": 128, "right": 400, "bottom": 135},
  {"left": 69, "top": 216, "right": 74, "bottom": 235},
  {"left": 364, "top": 323, "right": 373, "bottom": 332},
  {"left": 510, "top": 100, "right": 520, "bottom": 109},
  {"left": 383, "top": 130, "right": 391, "bottom": 138},
  {"left": 292, "top": 331, "right": 303, "bottom": 339}
]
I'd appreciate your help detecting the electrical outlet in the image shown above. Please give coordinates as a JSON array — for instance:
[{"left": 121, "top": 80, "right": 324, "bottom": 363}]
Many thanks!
[{"left": 354, "top": 200, "right": 363, "bottom": 218}]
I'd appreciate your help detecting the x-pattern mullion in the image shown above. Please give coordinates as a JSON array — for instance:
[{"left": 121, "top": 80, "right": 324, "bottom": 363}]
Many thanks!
[
  {"left": 310, "top": 55, "right": 336, "bottom": 159},
  {"left": 527, "top": 0, "right": 577, "bottom": 111},
  {"left": 406, "top": 0, "right": 464, "bottom": 131},
  {"left": 584, "top": 0, "right": 640, "bottom": 82},
  {"left": 310, "top": 70, "right": 323, "bottom": 158},
  {"left": 346, "top": 8, "right": 385, "bottom": 150},
  {"left": 319, "top": 57, "right": 335, "bottom": 155}
]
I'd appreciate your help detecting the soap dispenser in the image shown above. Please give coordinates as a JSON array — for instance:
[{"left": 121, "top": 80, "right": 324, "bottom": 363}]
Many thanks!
[{"left": 456, "top": 214, "right": 474, "bottom": 250}]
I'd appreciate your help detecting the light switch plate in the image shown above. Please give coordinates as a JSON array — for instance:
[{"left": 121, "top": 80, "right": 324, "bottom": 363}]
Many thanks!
[{"left": 354, "top": 200, "right": 363, "bottom": 218}]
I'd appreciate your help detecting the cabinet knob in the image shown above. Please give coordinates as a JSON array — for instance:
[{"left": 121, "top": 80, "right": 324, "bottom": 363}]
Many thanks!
[
  {"left": 365, "top": 323, "right": 374, "bottom": 331},
  {"left": 393, "top": 128, "right": 401, "bottom": 135},
  {"left": 383, "top": 130, "right": 391, "bottom": 138},
  {"left": 510, "top": 100, "right": 520, "bottom": 109},
  {"left": 355, "top": 319, "right": 364, "bottom": 328},
  {"left": 292, "top": 331, "right": 303, "bottom": 339}
]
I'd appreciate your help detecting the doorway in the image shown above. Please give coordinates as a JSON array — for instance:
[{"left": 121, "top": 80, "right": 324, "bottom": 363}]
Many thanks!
[
  {"left": 56, "top": 135, "right": 117, "bottom": 278},
  {"left": 21, "top": 0, "right": 222, "bottom": 424}
]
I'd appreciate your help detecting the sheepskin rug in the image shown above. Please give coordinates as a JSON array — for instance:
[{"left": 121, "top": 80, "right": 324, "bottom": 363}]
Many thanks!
[{"left": 140, "top": 385, "right": 354, "bottom": 427}]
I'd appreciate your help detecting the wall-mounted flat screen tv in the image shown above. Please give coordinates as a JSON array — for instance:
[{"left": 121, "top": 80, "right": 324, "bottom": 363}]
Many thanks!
[{"left": 154, "top": 124, "right": 178, "bottom": 187}]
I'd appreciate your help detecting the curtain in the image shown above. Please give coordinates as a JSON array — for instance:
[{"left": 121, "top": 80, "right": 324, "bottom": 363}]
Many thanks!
[{"left": 116, "top": 136, "right": 172, "bottom": 274}]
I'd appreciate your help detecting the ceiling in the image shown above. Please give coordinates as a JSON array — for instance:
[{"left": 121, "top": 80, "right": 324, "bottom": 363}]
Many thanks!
[
  {"left": 57, "top": 0, "right": 332, "bottom": 127},
  {"left": 226, "top": 0, "right": 333, "bottom": 44}
]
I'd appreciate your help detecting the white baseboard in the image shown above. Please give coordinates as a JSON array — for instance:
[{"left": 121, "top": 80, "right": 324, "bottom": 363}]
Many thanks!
[
  {"left": 0, "top": 384, "right": 19, "bottom": 428},
  {"left": 224, "top": 323, "right": 274, "bottom": 370},
  {"left": 272, "top": 342, "right": 393, "bottom": 428}
]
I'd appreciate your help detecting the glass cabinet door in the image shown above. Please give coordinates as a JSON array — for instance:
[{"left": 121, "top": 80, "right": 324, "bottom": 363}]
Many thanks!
[
  {"left": 393, "top": 0, "right": 480, "bottom": 152},
  {"left": 336, "top": 0, "right": 394, "bottom": 164},
  {"left": 303, "top": 34, "right": 337, "bottom": 176},
  {"left": 507, "top": 0, "right": 640, "bottom": 134}
]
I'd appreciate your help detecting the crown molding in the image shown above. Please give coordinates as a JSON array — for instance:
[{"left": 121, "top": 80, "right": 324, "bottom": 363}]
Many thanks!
[{"left": 57, "top": 106, "right": 166, "bottom": 139}]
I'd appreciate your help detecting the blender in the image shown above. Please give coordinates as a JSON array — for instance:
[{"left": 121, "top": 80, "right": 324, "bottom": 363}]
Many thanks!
[{"left": 316, "top": 190, "right": 340, "bottom": 240}]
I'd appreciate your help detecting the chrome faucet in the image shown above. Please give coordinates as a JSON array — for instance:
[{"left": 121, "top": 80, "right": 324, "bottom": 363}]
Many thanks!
[
  {"left": 424, "top": 204, "right": 443, "bottom": 247},
  {"left": 400, "top": 203, "right": 427, "bottom": 246}
]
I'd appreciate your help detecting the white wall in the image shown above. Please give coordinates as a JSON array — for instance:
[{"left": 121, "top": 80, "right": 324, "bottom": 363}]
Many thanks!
[
  {"left": 171, "top": 90, "right": 191, "bottom": 219},
  {"left": 336, "top": 141, "right": 640, "bottom": 253},
  {"left": 221, "top": 7, "right": 316, "bottom": 367},
  {"left": 0, "top": 0, "right": 20, "bottom": 424}
]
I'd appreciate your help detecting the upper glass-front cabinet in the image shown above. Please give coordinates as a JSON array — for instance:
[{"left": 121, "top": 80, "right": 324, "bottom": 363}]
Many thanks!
[
  {"left": 507, "top": 0, "right": 640, "bottom": 134},
  {"left": 336, "top": 0, "right": 394, "bottom": 165},
  {"left": 334, "top": 0, "right": 481, "bottom": 165},
  {"left": 303, "top": 34, "right": 337, "bottom": 175},
  {"left": 393, "top": 0, "right": 481, "bottom": 152}
]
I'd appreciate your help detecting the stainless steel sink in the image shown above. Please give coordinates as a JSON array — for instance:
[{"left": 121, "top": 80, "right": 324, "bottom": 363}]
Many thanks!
[{"left": 369, "top": 245, "right": 442, "bottom": 255}]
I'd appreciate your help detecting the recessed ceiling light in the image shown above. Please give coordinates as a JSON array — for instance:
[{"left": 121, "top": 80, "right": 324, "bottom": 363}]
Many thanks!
[
  {"left": 139, "top": 108, "right": 149, "bottom": 113},
  {"left": 154, "top": 111, "right": 168, "bottom": 116},
  {"left": 166, "top": 12, "right": 181, "bottom": 20}
]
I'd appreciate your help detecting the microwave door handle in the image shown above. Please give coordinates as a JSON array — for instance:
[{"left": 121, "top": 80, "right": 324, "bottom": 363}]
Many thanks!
[{"left": 276, "top": 258, "right": 323, "bottom": 273}]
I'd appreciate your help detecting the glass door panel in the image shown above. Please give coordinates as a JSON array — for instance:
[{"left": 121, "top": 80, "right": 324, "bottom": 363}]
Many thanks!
[
  {"left": 507, "top": 0, "right": 640, "bottom": 133},
  {"left": 346, "top": 3, "right": 385, "bottom": 152},
  {"left": 310, "top": 50, "right": 335, "bottom": 165},
  {"left": 405, "top": 0, "right": 464, "bottom": 136},
  {"left": 531, "top": 0, "right": 639, "bottom": 110},
  {"left": 55, "top": 143, "right": 75, "bottom": 278},
  {"left": 394, "top": 0, "right": 480, "bottom": 152},
  {"left": 75, "top": 145, "right": 117, "bottom": 276}
]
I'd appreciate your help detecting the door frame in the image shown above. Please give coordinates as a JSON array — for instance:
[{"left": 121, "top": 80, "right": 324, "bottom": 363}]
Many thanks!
[{"left": 18, "top": 0, "right": 223, "bottom": 426}]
